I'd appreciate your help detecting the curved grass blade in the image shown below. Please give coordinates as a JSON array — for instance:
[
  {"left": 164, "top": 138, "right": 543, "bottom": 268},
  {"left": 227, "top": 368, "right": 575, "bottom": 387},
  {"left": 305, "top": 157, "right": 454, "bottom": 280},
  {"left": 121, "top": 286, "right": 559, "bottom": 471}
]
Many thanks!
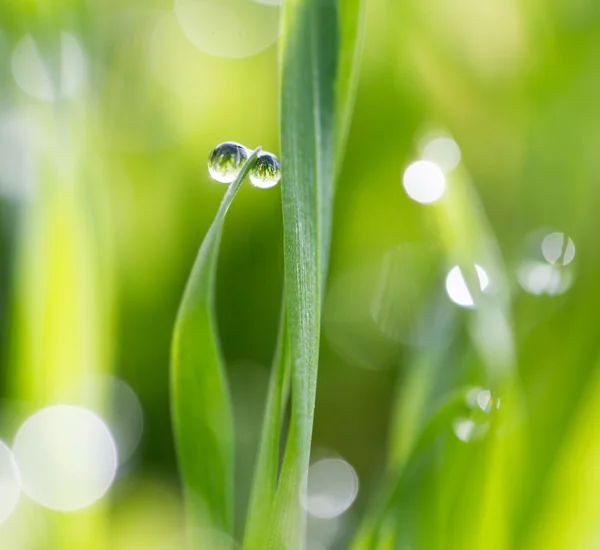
[
  {"left": 171, "top": 147, "right": 261, "bottom": 539},
  {"left": 351, "top": 387, "right": 477, "bottom": 550},
  {"left": 242, "top": 309, "right": 291, "bottom": 550},
  {"left": 269, "top": 0, "right": 365, "bottom": 548}
]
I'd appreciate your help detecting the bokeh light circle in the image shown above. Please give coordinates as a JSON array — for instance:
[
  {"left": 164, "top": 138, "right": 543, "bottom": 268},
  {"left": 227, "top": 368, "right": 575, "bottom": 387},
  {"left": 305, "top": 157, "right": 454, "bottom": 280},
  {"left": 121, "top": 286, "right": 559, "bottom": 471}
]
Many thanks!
[
  {"left": 445, "top": 264, "right": 490, "bottom": 308},
  {"left": 421, "top": 136, "right": 461, "bottom": 174},
  {"left": 13, "top": 405, "right": 118, "bottom": 512},
  {"left": 403, "top": 160, "right": 446, "bottom": 204},
  {"left": 0, "top": 441, "right": 20, "bottom": 524},
  {"left": 300, "top": 458, "right": 359, "bottom": 519},
  {"left": 175, "top": 0, "right": 280, "bottom": 59}
]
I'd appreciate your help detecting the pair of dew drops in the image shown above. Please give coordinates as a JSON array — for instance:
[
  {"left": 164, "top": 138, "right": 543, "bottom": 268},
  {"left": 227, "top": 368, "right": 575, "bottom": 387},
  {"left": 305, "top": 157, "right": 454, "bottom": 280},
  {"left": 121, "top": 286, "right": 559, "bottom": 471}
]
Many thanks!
[{"left": 208, "top": 141, "right": 282, "bottom": 189}]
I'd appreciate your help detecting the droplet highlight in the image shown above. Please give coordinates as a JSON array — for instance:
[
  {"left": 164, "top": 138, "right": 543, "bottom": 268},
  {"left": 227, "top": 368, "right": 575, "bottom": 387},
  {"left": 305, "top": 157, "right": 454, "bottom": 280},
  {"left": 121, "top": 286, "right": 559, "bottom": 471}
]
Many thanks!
[
  {"left": 208, "top": 141, "right": 249, "bottom": 184},
  {"left": 541, "top": 232, "right": 575, "bottom": 266},
  {"left": 453, "top": 387, "right": 499, "bottom": 442},
  {"left": 403, "top": 160, "right": 446, "bottom": 204},
  {"left": 249, "top": 151, "right": 281, "bottom": 189},
  {"left": 300, "top": 458, "right": 359, "bottom": 519},
  {"left": 445, "top": 264, "right": 490, "bottom": 309}
]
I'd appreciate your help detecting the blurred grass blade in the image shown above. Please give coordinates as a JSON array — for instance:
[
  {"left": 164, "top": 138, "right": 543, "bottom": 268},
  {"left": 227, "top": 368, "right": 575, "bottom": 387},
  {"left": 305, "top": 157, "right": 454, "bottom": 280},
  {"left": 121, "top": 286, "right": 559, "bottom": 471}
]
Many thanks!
[
  {"left": 271, "top": 0, "right": 364, "bottom": 547},
  {"left": 433, "top": 167, "right": 516, "bottom": 382},
  {"left": 351, "top": 387, "right": 476, "bottom": 550},
  {"left": 429, "top": 167, "right": 522, "bottom": 550},
  {"left": 243, "top": 311, "right": 291, "bottom": 550},
  {"left": 171, "top": 148, "right": 261, "bottom": 537}
]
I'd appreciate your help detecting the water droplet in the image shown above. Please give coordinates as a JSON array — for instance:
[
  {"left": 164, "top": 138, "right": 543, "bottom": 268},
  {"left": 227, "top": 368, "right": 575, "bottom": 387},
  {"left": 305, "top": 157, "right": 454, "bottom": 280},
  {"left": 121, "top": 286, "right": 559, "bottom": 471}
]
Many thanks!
[
  {"left": 517, "top": 229, "right": 576, "bottom": 297},
  {"left": 402, "top": 160, "right": 446, "bottom": 204},
  {"left": 445, "top": 264, "right": 490, "bottom": 309},
  {"left": 541, "top": 232, "right": 575, "bottom": 266},
  {"left": 208, "top": 142, "right": 249, "bottom": 184},
  {"left": 250, "top": 151, "right": 281, "bottom": 188},
  {"left": 454, "top": 387, "right": 499, "bottom": 442}
]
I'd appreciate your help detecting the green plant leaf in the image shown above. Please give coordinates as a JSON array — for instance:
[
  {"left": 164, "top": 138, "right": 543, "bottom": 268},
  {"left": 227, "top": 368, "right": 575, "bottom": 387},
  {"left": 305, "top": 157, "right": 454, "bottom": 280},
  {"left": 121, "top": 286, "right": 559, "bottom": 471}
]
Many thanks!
[
  {"left": 268, "top": 0, "right": 365, "bottom": 548},
  {"left": 242, "top": 310, "right": 291, "bottom": 550},
  {"left": 171, "top": 147, "right": 261, "bottom": 539}
]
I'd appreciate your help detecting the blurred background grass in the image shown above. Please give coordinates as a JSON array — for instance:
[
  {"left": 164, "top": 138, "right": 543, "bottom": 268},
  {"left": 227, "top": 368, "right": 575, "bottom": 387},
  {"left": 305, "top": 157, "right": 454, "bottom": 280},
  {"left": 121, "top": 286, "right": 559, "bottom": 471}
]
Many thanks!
[{"left": 1, "top": 0, "right": 600, "bottom": 548}]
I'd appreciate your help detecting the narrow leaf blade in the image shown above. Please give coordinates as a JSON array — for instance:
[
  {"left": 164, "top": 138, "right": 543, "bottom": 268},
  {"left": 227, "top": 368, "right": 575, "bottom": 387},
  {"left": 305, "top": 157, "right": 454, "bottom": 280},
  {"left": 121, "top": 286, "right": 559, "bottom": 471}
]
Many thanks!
[
  {"left": 270, "top": 0, "right": 365, "bottom": 548},
  {"left": 171, "top": 149, "right": 260, "bottom": 537}
]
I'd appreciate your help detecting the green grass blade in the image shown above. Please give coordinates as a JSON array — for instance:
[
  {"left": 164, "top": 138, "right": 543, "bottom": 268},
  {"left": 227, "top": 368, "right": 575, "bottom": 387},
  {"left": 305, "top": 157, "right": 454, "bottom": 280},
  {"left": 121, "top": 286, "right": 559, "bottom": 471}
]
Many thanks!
[
  {"left": 335, "top": 0, "right": 366, "bottom": 165},
  {"left": 242, "top": 311, "right": 291, "bottom": 550},
  {"left": 171, "top": 148, "right": 261, "bottom": 538},
  {"left": 272, "top": 0, "right": 365, "bottom": 547},
  {"left": 432, "top": 167, "right": 517, "bottom": 382}
]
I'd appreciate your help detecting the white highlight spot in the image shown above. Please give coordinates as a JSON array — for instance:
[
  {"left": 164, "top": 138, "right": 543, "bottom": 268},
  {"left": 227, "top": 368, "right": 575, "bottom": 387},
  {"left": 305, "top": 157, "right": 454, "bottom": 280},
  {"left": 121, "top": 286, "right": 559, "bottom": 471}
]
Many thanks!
[
  {"left": 517, "top": 261, "right": 572, "bottom": 296},
  {"left": 476, "top": 390, "right": 493, "bottom": 413},
  {"left": 79, "top": 376, "right": 144, "bottom": 466},
  {"left": 421, "top": 137, "right": 461, "bottom": 174},
  {"left": 403, "top": 160, "right": 446, "bottom": 204},
  {"left": 0, "top": 111, "right": 37, "bottom": 198},
  {"left": 11, "top": 32, "right": 87, "bottom": 102},
  {"left": 541, "top": 232, "right": 575, "bottom": 266},
  {"left": 301, "top": 458, "right": 358, "bottom": 519},
  {"left": 452, "top": 417, "right": 489, "bottom": 443},
  {"left": 0, "top": 442, "right": 20, "bottom": 524},
  {"left": 452, "top": 418, "right": 476, "bottom": 442},
  {"left": 445, "top": 264, "right": 490, "bottom": 308},
  {"left": 175, "top": 0, "right": 280, "bottom": 59},
  {"left": 13, "top": 405, "right": 118, "bottom": 512}
]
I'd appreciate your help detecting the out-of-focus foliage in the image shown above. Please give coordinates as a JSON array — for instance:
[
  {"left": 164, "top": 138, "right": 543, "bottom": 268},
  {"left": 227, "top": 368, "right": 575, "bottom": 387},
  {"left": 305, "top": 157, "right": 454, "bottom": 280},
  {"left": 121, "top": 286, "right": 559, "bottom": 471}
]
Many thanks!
[{"left": 0, "top": 0, "right": 600, "bottom": 549}]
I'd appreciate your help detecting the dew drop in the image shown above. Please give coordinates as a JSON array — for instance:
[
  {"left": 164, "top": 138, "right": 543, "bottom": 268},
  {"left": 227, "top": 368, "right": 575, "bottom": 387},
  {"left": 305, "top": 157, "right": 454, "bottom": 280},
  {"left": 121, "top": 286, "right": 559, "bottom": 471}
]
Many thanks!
[
  {"left": 454, "top": 387, "right": 499, "bottom": 442},
  {"left": 445, "top": 264, "right": 489, "bottom": 309},
  {"left": 208, "top": 141, "right": 249, "bottom": 184},
  {"left": 541, "top": 232, "right": 575, "bottom": 266},
  {"left": 249, "top": 151, "right": 281, "bottom": 189}
]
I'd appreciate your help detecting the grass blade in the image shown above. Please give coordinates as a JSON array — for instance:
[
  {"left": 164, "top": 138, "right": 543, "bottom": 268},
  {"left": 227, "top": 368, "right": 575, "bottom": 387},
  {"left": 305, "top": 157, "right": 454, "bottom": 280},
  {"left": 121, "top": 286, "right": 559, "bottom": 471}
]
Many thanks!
[
  {"left": 171, "top": 148, "right": 261, "bottom": 539},
  {"left": 242, "top": 311, "right": 291, "bottom": 550},
  {"left": 269, "top": 0, "right": 365, "bottom": 547}
]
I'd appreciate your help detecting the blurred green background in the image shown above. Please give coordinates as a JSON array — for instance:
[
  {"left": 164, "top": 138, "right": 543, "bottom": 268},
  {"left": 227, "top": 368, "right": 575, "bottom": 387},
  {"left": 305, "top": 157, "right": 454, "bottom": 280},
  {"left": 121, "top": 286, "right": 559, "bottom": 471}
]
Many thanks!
[{"left": 1, "top": 0, "right": 600, "bottom": 548}]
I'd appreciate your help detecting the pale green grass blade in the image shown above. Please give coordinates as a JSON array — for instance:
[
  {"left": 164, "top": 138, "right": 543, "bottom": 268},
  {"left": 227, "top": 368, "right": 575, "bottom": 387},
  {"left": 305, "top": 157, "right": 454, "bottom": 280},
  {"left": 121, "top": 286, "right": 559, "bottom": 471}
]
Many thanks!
[
  {"left": 433, "top": 167, "right": 517, "bottom": 382},
  {"left": 171, "top": 148, "right": 261, "bottom": 538},
  {"left": 242, "top": 312, "right": 291, "bottom": 550},
  {"left": 525, "top": 353, "right": 600, "bottom": 550},
  {"left": 270, "top": 0, "right": 365, "bottom": 548},
  {"left": 430, "top": 168, "right": 522, "bottom": 550},
  {"left": 335, "top": 0, "right": 366, "bottom": 164}
]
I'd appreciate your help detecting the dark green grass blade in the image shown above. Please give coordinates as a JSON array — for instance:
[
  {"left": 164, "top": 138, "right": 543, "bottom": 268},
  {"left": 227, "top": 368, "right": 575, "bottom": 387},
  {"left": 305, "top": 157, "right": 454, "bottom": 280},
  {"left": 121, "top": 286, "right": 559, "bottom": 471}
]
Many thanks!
[
  {"left": 270, "top": 0, "right": 365, "bottom": 548},
  {"left": 171, "top": 148, "right": 261, "bottom": 539}
]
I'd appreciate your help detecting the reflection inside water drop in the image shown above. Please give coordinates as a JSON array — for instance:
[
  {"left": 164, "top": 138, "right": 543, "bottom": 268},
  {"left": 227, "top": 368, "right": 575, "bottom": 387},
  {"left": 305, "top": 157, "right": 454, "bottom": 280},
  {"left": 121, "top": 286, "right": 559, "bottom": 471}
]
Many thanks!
[
  {"left": 208, "top": 141, "right": 249, "bottom": 184},
  {"left": 249, "top": 151, "right": 281, "bottom": 188}
]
